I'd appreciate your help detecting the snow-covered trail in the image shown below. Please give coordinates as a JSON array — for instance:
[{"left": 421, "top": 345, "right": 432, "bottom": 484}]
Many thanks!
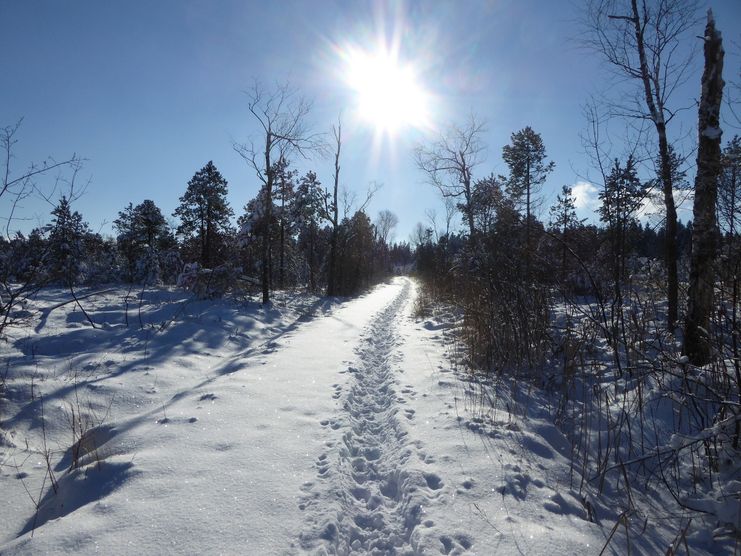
[
  {"left": 300, "top": 279, "right": 451, "bottom": 554},
  {"left": 2, "top": 276, "right": 615, "bottom": 555},
  {"left": 2, "top": 278, "right": 427, "bottom": 554}
]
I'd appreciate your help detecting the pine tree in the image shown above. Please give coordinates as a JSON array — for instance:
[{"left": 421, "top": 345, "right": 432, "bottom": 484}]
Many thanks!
[
  {"left": 718, "top": 136, "right": 741, "bottom": 237},
  {"left": 47, "top": 196, "right": 90, "bottom": 284},
  {"left": 113, "top": 202, "right": 138, "bottom": 280},
  {"left": 239, "top": 184, "right": 277, "bottom": 289},
  {"left": 174, "top": 161, "right": 234, "bottom": 269},
  {"left": 502, "top": 127, "right": 554, "bottom": 277},
  {"left": 115, "top": 199, "right": 173, "bottom": 282},
  {"left": 272, "top": 157, "right": 297, "bottom": 289},
  {"left": 133, "top": 200, "right": 170, "bottom": 248},
  {"left": 335, "top": 211, "right": 376, "bottom": 295},
  {"left": 549, "top": 185, "right": 582, "bottom": 280},
  {"left": 293, "top": 171, "right": 327, "bottom": 292},
  {"left": 598, "top": 157, "right": 645, "bottom": 287},
  {"left": 470, "top": 175, "right": 506, "bottom": 235}
]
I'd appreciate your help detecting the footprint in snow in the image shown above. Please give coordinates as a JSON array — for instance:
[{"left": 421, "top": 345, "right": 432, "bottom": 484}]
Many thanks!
[
  {"left": 424, "top": 473, "right": 443, "bottom": 490},
  {"left": 440, "top": 533, "right": 473, "bottom": 554},
  {"left": 156, "top": 416, "right": 199, "bottom": 425},
  {"left": 316, "top": 454, "right": 330, "bottom": 477}
]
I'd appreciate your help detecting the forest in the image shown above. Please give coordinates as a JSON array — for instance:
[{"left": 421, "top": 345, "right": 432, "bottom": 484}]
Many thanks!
[{"left": 1, "top": 0, "right": 740, "bottom": 554}]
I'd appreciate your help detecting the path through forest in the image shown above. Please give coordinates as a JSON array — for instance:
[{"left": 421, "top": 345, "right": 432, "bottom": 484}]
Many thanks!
[
  {"left": 1, "top": 277, "right": 609, "bottom": 555},
  {"left": 300, "top": 279, "right": 456, "bottom": 553}
]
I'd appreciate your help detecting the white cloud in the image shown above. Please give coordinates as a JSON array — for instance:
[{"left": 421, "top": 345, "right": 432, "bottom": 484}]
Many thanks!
[
  {"left": 571, "top": 181, "right": 600, "bottom": 211},
  {"left": 564, "top": 182, "right": 695, "bottom": 226},
  {"left": 638, "top": 188, "right": 695, "bottom": 224}
]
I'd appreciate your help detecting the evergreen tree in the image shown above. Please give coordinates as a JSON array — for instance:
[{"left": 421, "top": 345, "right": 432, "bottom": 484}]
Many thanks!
[
  {"left": 46, "top": 196, "right": 90, "bottom": 284},
  {"left": 502, "top": 127, "right": 554, "bottom": 277},
  {"left": 470, "top": 175, "right": 506, "bottom": 235},
  {"left": 335, "top": 211, "right": 376, "bottom": 295},
  {"left": 549, "top": 185, "right": 580, "bottom": 234},
  {"left": 293, "top": 171, "right": 327, "bottom": 292},
  {"left": 113, "top": 202, "right": 138, "bottom": 280},
  {"left": 115, "top": 199, "right": 173, "bottom": 282},
  {"left": 549, "top": 185, "right": 582, "bottom": 281},
  {"left": 718, "top": 135, "right": 741, "bottom": 237},
  {"left": 133, "top": 200, "right": 170, "bottom": 248},
  {"left": 239, "top": 184, "right": 277, "bottom": 289},
  {"left": 174, "top": 161, "right": 234, "bottom": 269},
  {"left": 272, "top": 157, "right": 297, "bottom": 289},
  {"left": 599, "top": 157, "right": 645, "bottom": 294}
]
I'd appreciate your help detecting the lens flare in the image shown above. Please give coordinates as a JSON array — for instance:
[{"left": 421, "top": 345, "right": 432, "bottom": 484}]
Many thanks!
[{"left": 341, "top": 45, "right": 431, "bottom": 135}]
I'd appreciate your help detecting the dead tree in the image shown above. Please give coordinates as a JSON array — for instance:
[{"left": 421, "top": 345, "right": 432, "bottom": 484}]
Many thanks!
[
  {"left": 684, "top": 11, "right": 725, "bottom": 365},
  {"left": 326, "top": 121, "right": 341, "bottom": 296},
  {"left": 375, "top": 210, "right": 398, "bottom": 246},
  {"left": 233, "top": 82, "right": 321, "bottom": 304},
  {"left": 415, "top": 115, "right": 486, "bottom": 241},
  {"left": 585, "top": 0, "right": 700, "bottom": 329}
]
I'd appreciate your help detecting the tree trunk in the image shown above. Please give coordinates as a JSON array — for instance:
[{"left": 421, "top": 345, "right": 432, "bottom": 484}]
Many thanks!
[
  {"left": 279, "top": 192, "right": 285, "bottom": 290},
  {"left": 262, "top": 138, "right": 273, "bottom": 304},
  {"left": 659, "top": 132, "right": 680, "bottom": 330},
  {"left": 262, "top": 199, "right": 271, "bottom": 303},
  {"left": 629, "top": 0, "right": 679, "bottom": 330},
  {"left": 561, "top": 228, "right": 567, "bottom": 283},
  {"left": 328, "top": 123, "right": 341, "bottom": 296},
  {"left": 308, "top": 224, "right": 316, "bottom": 292},
  {"left": 684, "top": 10, "right": 724, "bottom": 365},
  {"left": 200, "top": 219, "right": 206, "bottom": 268},
  {"left": 525, "top": 156, "right": 531, "bottom": 280},
  {"left": 205, "top": 202, "right": 212, "bottom": 269},
  {"left": 464, "top": 178, "right": 475, "bottom": 242}
]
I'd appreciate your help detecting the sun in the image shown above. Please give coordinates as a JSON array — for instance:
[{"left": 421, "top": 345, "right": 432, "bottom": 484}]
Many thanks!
[{"left": 343, "top": 46, "right": 430, "bottom": 134}]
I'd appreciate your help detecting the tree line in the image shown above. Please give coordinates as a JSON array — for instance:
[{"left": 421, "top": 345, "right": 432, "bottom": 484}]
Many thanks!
[
  {"left": 1, "top": 80, "right": 424, "bottom": 321},
  {"left": 0, "top": 152, "right": 412, "bottom": 318}
]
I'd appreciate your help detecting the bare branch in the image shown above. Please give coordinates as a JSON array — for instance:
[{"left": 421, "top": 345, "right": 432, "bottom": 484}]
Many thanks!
[
  {"left": 415, "top": 114, "right": 486, "bottom": 238},
  {"left": 1, "top": 120, "right": 84, "bottom": 239}
]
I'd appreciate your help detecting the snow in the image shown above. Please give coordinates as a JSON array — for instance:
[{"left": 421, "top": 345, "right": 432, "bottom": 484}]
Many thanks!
[
  {"left": 702, "top": 126, "right": 722, "bottom": 140},
  {"left": 0, "top": 278, "right": 733, "bottom": 554}
]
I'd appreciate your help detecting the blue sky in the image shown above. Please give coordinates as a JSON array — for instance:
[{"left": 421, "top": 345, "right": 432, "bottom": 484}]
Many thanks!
[{"left": 1, "top": 0, "right": 740, "bottom": 242}]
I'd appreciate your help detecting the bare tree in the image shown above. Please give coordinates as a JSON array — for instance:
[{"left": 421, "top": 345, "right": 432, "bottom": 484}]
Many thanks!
[
  {"left": 409, "top": 222, "right": 430, "bottom": 248},
  {"left": 340, "top": 183, "right": 379, "bottom": 221},
  {"left": 324, "top": 119, "right": 342, "bottom": 297},
  {"left": 317, "top": 117, "right": 379, "bottom": 296},
  {"left": 684, "top": 11, "right": 725, "bottom": 365},
  {"left": 233, "top": 82, "right": 322, "bottom": 304},
  {"left": 2, "top": 120, "right": 81, "bottom": 236},
  {"left": 1, "top": 120, "right": 81, "bottom": 335},
  {"left": 424, "top": 208, "right": 442, "bottom": 242},
  {"left": 374, "top": 210, "right": 398, "bottom": 245},
  {"left": 415, "top": 115, "right": 486, "bottom": 240},
  {"left": 584, "top": 0, "right": 701, "bottom": 329}
]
